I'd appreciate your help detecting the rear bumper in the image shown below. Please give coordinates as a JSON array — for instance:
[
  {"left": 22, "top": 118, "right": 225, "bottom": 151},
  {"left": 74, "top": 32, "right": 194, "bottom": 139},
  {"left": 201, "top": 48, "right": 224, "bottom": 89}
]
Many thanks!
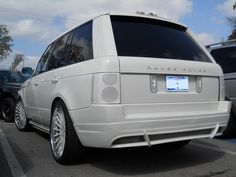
[{"left": 69, "top": 101, "right": 231, "bottom": 148}]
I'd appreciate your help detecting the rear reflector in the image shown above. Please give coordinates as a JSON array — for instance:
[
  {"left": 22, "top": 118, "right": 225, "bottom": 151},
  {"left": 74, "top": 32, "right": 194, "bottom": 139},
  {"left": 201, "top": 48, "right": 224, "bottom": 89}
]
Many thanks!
[{"left": 150, "top": 75, "right": 157, "bottom": 93}]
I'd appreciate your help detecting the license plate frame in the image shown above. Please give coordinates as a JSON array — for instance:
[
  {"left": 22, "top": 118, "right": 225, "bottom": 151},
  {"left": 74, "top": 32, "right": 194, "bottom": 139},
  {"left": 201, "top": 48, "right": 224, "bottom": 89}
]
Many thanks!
[{"left": 166, "top": 75, "right": 189, "bottom": 92}]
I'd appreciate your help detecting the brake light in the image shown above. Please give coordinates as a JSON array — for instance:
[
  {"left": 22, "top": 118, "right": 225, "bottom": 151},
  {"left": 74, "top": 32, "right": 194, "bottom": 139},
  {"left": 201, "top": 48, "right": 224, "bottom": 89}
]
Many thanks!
[{"left": 93, "top": 73, "right": 120, "bottom": 103}]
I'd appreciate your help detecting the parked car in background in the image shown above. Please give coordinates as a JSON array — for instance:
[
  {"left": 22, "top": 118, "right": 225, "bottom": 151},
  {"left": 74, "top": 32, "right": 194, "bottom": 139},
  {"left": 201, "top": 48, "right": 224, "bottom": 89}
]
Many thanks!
[
  {"left": 15, "top": 13, "right": 231, "bottom": 164},
  {"left": 206, "top": 40, "right": 236, "bottom": 137},
  {"left": 0, "top": 70, "right": 30, "bottom": 122}
]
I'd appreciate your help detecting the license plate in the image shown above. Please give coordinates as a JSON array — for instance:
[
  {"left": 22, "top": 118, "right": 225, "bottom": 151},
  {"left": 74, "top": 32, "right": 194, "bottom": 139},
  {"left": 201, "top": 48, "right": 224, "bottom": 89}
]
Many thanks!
[{"left": 166, "top": 76, "right": 189, "bottom": 92}]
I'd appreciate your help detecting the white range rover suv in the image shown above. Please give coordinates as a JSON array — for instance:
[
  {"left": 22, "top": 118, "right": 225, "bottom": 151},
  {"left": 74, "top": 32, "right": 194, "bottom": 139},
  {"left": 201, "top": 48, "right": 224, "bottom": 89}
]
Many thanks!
[{"left": 15, "top": 13, "right": 231, "bottom": 164}]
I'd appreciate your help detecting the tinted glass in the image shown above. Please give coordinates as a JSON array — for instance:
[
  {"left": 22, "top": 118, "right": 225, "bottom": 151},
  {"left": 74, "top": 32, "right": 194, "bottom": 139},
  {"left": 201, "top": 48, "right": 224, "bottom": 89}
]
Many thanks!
[
  {"left": 210, "top": 46, "right": 236, "bottom": 73},
  {"left": 22, "top": 67, "right": 33, "bottom": 77},
  {"left": 67, "top": 21, "right": 93, "bottom": 64},
  {"left": 0, "top": 71, "right": 27, "bottom": 83},
  {"left": 35, "top": 44, "right": 53, "bottom": 75},
  {"left": 63, "top": 30, "right": 75, "bottom": 62},
  {"left": 111, "top": 16, "right": 211, "bottom": 62},
  {"left": 47, "top": 33, "right": 70, "bottom": 70}
]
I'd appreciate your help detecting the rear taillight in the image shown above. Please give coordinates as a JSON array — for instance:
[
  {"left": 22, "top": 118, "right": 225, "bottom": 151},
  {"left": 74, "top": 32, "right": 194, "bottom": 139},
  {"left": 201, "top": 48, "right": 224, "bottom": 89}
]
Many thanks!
[
  {"left": 93, "top": 73, "right": 120, "bottom": 103},
  {"left": 219, "top": 76, "right": 225, "bottom": 101}
]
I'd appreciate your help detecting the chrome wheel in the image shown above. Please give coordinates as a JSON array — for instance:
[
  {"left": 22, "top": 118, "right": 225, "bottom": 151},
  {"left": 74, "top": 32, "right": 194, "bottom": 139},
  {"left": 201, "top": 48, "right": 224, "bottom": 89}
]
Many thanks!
[
  {"left": 50, "top": 100, "right": 84, "bottom": 164},
  {"left": 50, "top": 105, "right": 66, "bottom": 159},
  {"left": 15, "top": 100, "right": 27, "bottom": 129}
]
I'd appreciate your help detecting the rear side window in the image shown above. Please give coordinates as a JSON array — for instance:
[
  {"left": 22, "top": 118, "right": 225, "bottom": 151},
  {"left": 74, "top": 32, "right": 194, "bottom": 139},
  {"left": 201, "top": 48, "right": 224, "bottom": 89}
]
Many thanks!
[
  {"left": 35, "top": 44, "right": 53, "bottom": 75},
  {"left": 210, "top": 47, "right": 236, "bottom": 73},
  {"left": 111, "top": 16, "right": 211, "bottom": 62},
  {"left": 67, "top": 21, "right": 93, "bottom": 64},
  {"left": 47, "top": 33, "right": 70, "bottom": 71}
]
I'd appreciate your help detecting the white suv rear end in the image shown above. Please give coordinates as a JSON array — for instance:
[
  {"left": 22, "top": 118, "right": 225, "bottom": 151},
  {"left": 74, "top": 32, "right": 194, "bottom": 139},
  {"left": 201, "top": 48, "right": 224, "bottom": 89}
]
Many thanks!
[{"left": 16, "top": 14, "right": 231, "bottom": 164}]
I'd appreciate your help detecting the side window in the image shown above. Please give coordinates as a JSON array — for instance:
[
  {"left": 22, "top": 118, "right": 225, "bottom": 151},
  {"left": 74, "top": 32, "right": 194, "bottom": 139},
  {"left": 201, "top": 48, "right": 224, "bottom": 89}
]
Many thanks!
[
  {"left": 68, "top": 21, "right": 93, "bottom": 64},
  {"left": 35, "top": 44, "right": 53, "bottom": 75},
  {"left": 47, "top": 33, "right": 70, "bottom": 71}
]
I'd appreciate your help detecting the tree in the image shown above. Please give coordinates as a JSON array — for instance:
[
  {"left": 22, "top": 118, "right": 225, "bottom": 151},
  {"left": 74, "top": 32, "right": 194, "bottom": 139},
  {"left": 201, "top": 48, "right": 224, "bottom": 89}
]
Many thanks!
[
  {"left": 226, "top": 17, "right": 236, "bottom": 40},
  {"left": 227, "top": 2, "right": 236, "bottom": 40},
  {"left": 0, "top": 25, "right": 13, "bottom": 62}
]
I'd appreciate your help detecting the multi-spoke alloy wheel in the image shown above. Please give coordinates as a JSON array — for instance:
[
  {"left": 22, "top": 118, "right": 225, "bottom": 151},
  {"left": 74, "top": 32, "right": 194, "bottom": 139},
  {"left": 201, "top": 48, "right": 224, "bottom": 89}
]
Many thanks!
[
  {"left": 15, "top": 100, "right": 29, "bottom": 131},
  {"left": 50, "top": 100, "right": 85, "bottom": 164},
  {"left": 51, "top": 104, "right": 66, "bottom": 159}
]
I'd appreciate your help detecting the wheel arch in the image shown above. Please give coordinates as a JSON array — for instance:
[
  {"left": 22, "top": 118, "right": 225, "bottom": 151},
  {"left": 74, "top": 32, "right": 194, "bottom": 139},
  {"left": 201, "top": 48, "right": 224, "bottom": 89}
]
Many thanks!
[
  {"left": 51, "top": 97, "right": 65, "bottom": 111},
  {"left": 50, "top": 96, "right": 83, "bottom": 140},
  {"left": 51, "top": 97, "right": 71, "bottom": 119}
]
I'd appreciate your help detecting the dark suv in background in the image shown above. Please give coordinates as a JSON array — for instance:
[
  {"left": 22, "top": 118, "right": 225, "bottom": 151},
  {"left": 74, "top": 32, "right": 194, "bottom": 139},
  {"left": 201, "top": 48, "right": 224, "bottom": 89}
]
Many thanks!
[
  {"left": 207, "top": 40, "right": 236, "bottom": 137},
  {"left": 0, "top": 70, "right": 30, "bottom": 122}
]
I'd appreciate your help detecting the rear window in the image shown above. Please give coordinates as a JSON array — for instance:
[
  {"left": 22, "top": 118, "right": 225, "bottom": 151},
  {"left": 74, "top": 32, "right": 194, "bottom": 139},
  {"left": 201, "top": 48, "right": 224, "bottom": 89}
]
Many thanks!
[
  {"left": 111, "top": 16, "right": 211, "bottom": 62},
  {"left": 210, "top": 46, "right": 236, "bottom": 74}
]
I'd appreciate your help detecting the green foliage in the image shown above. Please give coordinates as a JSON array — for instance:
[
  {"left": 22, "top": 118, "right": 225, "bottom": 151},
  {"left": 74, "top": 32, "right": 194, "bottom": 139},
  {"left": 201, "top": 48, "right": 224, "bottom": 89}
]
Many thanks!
[
  {"left": 0, "top": 25, "right": 13, "bottom": 62},
  {"left": 227, "top": 17, "right": 236, "bottom": 41}
]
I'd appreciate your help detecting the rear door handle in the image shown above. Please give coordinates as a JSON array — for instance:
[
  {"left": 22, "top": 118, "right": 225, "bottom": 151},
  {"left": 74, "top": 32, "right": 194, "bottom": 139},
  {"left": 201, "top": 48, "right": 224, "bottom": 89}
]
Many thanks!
[
  {"left": 51, "top": 79, "right": 58, "bottom": 84},
  {"left": 34, "top": 82, "right": 39, "bottom": 86}
]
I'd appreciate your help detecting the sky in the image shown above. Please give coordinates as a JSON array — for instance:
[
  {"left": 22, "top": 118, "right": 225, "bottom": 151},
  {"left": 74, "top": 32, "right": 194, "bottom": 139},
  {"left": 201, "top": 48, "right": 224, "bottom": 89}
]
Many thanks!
[{"left": 0, "top": 0, "right": 236, "bottom": 69}]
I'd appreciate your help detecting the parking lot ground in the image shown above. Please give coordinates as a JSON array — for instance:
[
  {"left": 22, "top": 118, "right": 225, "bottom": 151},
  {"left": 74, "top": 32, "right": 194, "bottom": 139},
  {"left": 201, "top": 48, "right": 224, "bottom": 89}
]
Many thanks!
[
  {"left": 0, "top": 141, "right": 13, "bottom": 177},
  {"left": 1, "top": 119, "right": 236, "bottom": 177},
  {"left": 227, "top": 139, "right": 236, "bottom": 144}
]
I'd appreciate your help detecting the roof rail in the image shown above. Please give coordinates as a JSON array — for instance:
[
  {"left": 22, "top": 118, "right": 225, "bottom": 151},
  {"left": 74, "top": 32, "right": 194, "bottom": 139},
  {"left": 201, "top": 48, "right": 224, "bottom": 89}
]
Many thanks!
[{"left": 206, "top": 39, "right": 236, "bottom": 49}]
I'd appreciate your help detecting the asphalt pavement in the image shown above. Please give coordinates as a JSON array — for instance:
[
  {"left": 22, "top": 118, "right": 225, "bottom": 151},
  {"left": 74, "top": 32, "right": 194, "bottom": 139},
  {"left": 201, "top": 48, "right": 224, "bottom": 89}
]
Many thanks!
[{"left": 1, "top": 119, "right": 236, "bottom": 177}]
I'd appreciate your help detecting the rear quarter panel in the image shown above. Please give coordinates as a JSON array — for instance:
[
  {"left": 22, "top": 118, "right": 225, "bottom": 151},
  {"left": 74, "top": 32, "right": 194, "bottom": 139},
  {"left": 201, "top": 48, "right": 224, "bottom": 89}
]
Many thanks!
[{"left": 51, "top": 56, "right": 119, "bottom": 111}]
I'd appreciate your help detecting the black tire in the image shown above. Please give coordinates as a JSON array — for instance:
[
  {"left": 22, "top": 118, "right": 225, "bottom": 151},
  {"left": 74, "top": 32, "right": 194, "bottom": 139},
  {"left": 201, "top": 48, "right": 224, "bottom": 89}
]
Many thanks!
[
  {"left": 1, "top": 97, "right": 15, "bottom": 122},
  {"left": 14, "top": 99, "right": 30, "bottom": 131},
  {"left": 222, "top": 109, "right": 236, "bottom": 138},
  {"left": 50, "top": 100, "right": 85, "bottom": 164}
]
